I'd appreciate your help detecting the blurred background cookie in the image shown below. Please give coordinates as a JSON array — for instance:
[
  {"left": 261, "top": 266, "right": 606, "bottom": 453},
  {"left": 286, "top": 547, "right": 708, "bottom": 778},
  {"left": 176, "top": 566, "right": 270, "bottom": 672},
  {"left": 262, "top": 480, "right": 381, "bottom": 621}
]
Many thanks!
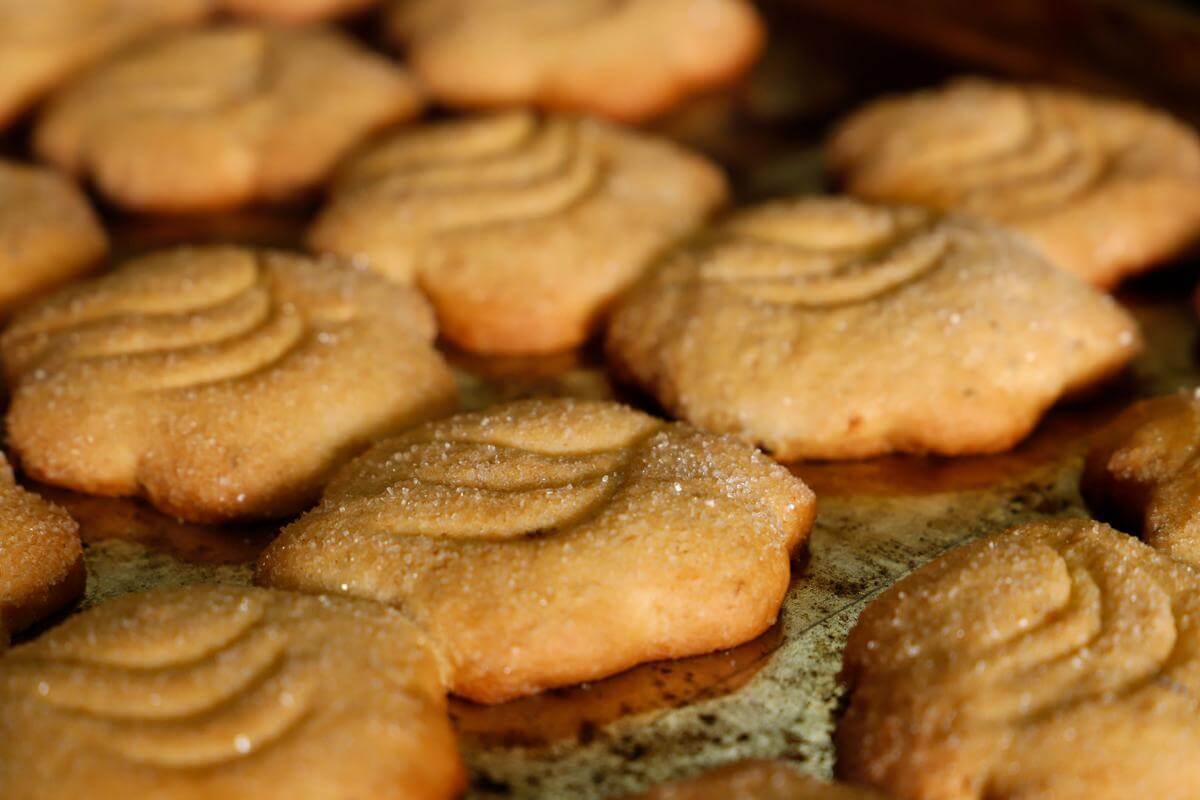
[
  {"left": 218, "top": 0, "right": 378, "bottom": 24},
  {"left": 627, "top": 760, "right": 891, "bottom": 799}
]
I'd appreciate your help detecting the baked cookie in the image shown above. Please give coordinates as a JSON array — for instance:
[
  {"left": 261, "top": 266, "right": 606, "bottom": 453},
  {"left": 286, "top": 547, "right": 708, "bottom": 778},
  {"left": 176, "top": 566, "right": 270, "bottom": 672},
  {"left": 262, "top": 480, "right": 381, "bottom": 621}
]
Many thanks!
[
  {"left": 0, "top": 160, "right": 108, "bottom": 317},
  {"left": 386, "top": 0, "right": 764, "bottom": 122},
  {"left": 605, "top": 197, "right": 1141, "bottom": 460},
  {"left": 629, "top": 761, "right": 890, "bottom": 799},
  {"left": 1, "top": 246, "right": 457, "bottom": 523},
  {"left": 1083, "top": 390, "right": 1200, "bottom": 567},
  {"left": 0, "top": 585, "right": 464, "bottom": 799},
  {"left": 0, "top": 0, "right": 209, "bottom": 129},
  {"left": 0, "top": 454, "right": 83, "bottom": 651},
  {"left": 219, "top": 0, "right": 377, "bottom": 23},
  {"left": 826, "top": 78, "right": 1200, "bottom": 288},
  {"left": 257, "top": 397, "right": 814, "bottom": 703},
  {"left": 308, "top": 111, "right": 728, "bottom": 354},
  {"left": 34, "top": 24, "right": 423, "bottom": 213},
  {"left": 837, "top": 519, "right": 1200, "bottom": 800}
]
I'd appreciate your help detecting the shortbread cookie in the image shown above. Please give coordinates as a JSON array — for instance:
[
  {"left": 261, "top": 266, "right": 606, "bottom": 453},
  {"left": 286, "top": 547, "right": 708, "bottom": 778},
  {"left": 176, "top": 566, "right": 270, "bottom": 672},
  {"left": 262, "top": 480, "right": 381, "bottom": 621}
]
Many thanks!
[
  {"left": 605, "top": 198, "right": 1141, "bottom": 460},
  {"left": 257, "top": 398, "right": 814, "bottom": 703},
  {"left": 0, "top": 455, "right": 83, "bottom": 651},
  {"left": 837, "top": 519, "right": 1200, "bottom": 800},
  {"left": 309, "top": 111, "right": 728, "bottom": 354},
  {"left": 826, "top": 78, "right": 1200, "bottom": 287},
  {"left": 0, "top": 585, "right": 465, "bottom": 799},
  {"left": 220, "top": 0, "right": 377, "bottom": 23},
  {"left": 35, "top": 24, "right": 422, "bottom": 213},
  {"left": 1083, "top": 390, "right": 1200, "bottom": 567},
  {"left": 1, "top": 246, "right": 457, "bottom": 523},
  {"left": 0, "top": 160, "right": 107, "bottom": 317},
  {"left": 387, "top": 0, "right": 764, "bottom": 122},
  {"left": 630, "top": 761, "right": 890, "bottom": 799},
  {"left": 0, "top": 0, "right": 209, "bottom": 129}
]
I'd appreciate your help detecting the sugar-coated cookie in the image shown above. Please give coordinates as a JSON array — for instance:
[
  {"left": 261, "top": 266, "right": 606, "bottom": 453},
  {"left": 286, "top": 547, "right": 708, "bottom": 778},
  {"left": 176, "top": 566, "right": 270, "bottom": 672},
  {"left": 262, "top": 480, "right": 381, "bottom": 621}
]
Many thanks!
[
  {"left": 606, "top": 197, "right": 1141, "bottom": 460},
  {"left": 387, "top": 0, "right": 764, "bottom": 122},
  {"left": 1, "top": 246, "right": 457, "bottom": 523},
  {"left": 0, "top": 585, "right": 464, "bottom": 799},
  {"left": 309, "top": 111, "right": 727, "bottom": 354},
  {"left": 837, "top": 519, "right": 1200, "bottom": 800},
  {"left": 257, "top": 398, "right": 814, "bottom": 703},
  {"left": 628, "top": 761, "right": 891, "bottom": 799},
  {"left": 35, "top": 24, "right": 423, "bottom": 213},
  {"left": 827, "top": 78, "right": 1200, "bottom": 287}
]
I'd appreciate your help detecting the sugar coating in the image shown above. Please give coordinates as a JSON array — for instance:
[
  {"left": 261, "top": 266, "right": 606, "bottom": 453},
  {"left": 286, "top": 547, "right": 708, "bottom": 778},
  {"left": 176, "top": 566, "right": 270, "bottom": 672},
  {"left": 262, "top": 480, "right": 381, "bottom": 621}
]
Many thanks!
[
  {"left": 837, "top": 518, "right": 1200, "bottom": 799},
  {"left": 257, "top": 397, "right": 815, "bottom": 703},
  {"left": 628, "top": 760, "right": 889, "bottom": 800},
  {"left": 0, "top": 454, "right": 83, "bottom": 650},
  {"left": 0, "top": 245, "right": 458, "bottom": 523},
  {"left": 387, "top": 0, "right": 764, "bottom": 122},
  {"left": 605, "top": 196, "right": 1142, "bottom": 460},
  {"left": 0, "top": 585, "right": 464, "bottom": 799},
  {"left": 309, "top": 110, "right": 728, "bottom": 354},
  {"left": 827, "top": 77, "right": 1200, "bottom": 288},
  {"left": 34, "top": 23, "right": 422, "bottom": 213}
]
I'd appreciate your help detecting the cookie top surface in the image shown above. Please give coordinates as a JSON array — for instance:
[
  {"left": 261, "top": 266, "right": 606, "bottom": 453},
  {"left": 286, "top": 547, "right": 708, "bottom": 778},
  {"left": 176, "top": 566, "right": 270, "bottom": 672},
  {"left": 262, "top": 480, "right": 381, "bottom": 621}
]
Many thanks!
[
  {"left": 309, "top": 111, "right": 727, "bottom": 354},
  {"left": 218, "top": 0, "right": 377, "bottom": 23},
  {"left": 0, "top": 245, "right": 457, "bottom": 523},
  {"left": 0, "top": 585, "right": 464, "bottom": 799},
  {"left": 826, "top": 78, "right": 1200, "bottom": 287},
  {"left": 258, "top": 397, "right": 814, "bottom": 702},
  {"left": 386, "top": 0, "right": 764, "bottom": 121},
  {"left": 605, "top": 197, "right": 1141, "bottom": 460},
  {"left": 629, "top": 760, "right": 890, "bottom": 799},
  {"left": 837, "top": 519, "right": 1200, "bottom": 800},
  {"left": 34, "top": 24, "right": 422, "bottom": 212}
]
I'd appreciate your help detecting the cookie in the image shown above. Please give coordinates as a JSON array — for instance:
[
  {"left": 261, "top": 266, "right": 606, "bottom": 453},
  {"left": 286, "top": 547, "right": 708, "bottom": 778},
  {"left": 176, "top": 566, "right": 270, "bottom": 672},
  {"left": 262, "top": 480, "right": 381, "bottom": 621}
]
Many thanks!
[
  {"left": 605, "top": 197, "right": 1141, "bottom": 460},
  {"left": 257, "top": 397, "right": 814, "bottom": 703},
  {"left": 826, "top": 78, "right": 1200, "bottom": 288},
  {"left": 629, "top": 761, "right": 890, "bottom": 799},
  {"left": 386, "top": 0, "right": 764, "bottom": 122},
  {"left": 0, "top": 160, "right": 107, "bottom": 317},
  {"left": 308, "top": 111, "right": 728, "bottom": 354},
  {"left": 1, "top": 245, "right": 457, "bottom": 523},
  {"left": 0, "top": 0, "right": 209, "bottom": 129},
  {"left": 0, "top": 585, "right": 464, "bottom": 799},
  {"left": 0, "top": 454, "right": 83, "bottom": 651},
  {"left": 220, "top": 0, "right": 377, "bottom": 23},
  {"left": 1082, "top": 390, "right": 1200, "bottom": 567},
  {"left": 34, "top": 24, "right": 423, "bottom": 213},
  {"left": 837, "top": 519, "right": 1200, "bottom": 799}
]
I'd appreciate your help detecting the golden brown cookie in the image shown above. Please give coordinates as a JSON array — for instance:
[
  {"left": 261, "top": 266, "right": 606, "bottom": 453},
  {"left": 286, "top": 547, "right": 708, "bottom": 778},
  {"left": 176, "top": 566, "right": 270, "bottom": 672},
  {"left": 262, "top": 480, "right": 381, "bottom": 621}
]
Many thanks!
[
  {"left": 0, "top": 0, "right": 209, "bottom": 129},
  {"left": 257, "top": 397, "right": 814, "bottom": 703},
  {"left": 308, "top": 111, "right": 728, "bottom": 354},
  {"left": 0, "top": 159, "right": 107, "bottom": 317},
  {"left": 1082, "top": 390, "right": 1200, "bottom": 567},
  {"left": 605, "top": 197, "right": 1141, "bottom": 460},
  {"left": 629, "top": 761, "right": 891, "bottom": 800},
  {"left": 0, "top": 585, "right": 465, "bottom": 799},
  {"left": 837, "top": 519, "right": 1200, "bottom": 800},
  {"left": 826, "top": 78, "right": 1200, "bottom": 288},
  {"left": 0, "top": 245, "right": 457, "bottom": 523},
  {"left": 387, "top": 0, "right": 764, "bottom": 122},
  {"left": 0, "top": 454, "right": 83, "bottom": 651},
  {"left": 35, "top": 24, "right": 423, "bottom": 213},
  {"left": 219, "top": 0, "right": 377, "bottom": 23}
]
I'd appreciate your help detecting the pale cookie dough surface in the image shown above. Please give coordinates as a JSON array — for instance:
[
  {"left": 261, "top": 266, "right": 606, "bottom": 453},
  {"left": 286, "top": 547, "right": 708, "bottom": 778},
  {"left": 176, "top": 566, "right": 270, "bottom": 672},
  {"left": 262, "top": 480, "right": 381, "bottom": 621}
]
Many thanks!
[
  {"left": 0, "top": 585, "right": 465, "bottom": 799},
  {"left": 387, "top": 0, "right": 764, "bottom": 122},
  {"left": 309, "top": 111, "right": 728, "bottom": 354},
  {"left": 35, "top": 24, "right": 423, "bottom": 213},
  {"left": 628, "top": 760, "right": 891, "bottom": 799},
  {"left": 258, "top": 398, "right": 814, "bottom": 703},
  {"left": 605, "top": 197, "right": 1141, "bottom": 460},
  {"left": 826, "top": 78, "right": 1200, "bottom": 288},
  {"left": 0, "top": 246, "right": 457, "bottom": 523}
]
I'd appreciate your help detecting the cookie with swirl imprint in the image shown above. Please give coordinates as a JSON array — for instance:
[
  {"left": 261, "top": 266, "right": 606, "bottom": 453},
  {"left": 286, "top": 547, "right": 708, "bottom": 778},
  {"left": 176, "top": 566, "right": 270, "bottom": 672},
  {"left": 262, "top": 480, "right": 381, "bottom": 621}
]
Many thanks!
[
  {"left": 0, "top": 585, "right": 465, "bottom": 799},
  {"left": 605, "top": 197, "right": 1141, "bottom": 460},
  {"left": 308, "top": 111, "right": 728, "bottom": 354},
  {"left": 386, "top": 0, "right": 764, "bottom": 122},
  {"left": 826, "top": 78, "right": 1200, "bottom": 288},
  {"left": 837, "top": 518, "right": 1200, "bottom": 800},
  {"left": 627, "top": 761, "right": 891, "bottom": 800},
  {"left": 257, "top": 397, "right": 814, "bottom": 703},
  {"left": 0, "top": 245, "right": 457, "bottom": 524},
  {"left": 34, "top": 24, "right": 422, "bottom": 214}
]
